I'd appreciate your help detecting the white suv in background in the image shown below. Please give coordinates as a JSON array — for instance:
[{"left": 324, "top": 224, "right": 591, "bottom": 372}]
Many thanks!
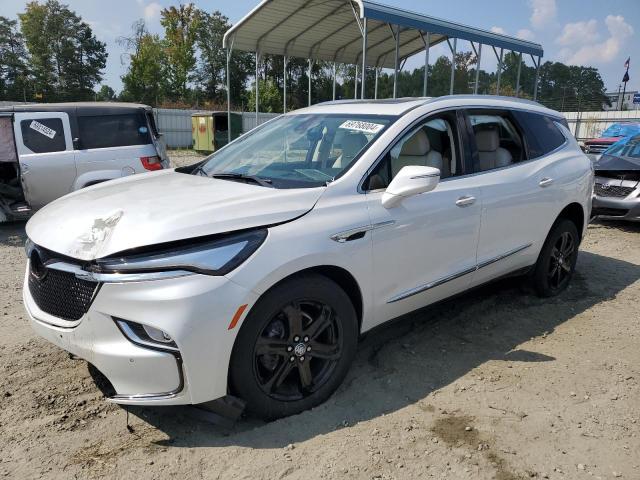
[{"left": 23, "top": 96, "right": 593, "bottom": 419}]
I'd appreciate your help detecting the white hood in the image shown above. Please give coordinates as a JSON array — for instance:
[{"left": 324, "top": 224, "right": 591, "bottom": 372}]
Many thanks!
[{"left": 26, "top": 170, "right": 324, "bottom": 260}]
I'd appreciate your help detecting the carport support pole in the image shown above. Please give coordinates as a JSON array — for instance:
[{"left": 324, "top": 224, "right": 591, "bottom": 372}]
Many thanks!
[
  {"left": 496, "top": 48, "right": 504, "bottom": 95},
  {"left": 332, "top": 62, "right": 337, "bottom": 100},
  {"left": 255, "top": 51, "right": 259, "bottom": 125},
  {"left": 374, "top": 67, "right": 379, "bottom": 99},
  {"left": 361, "top": 17, "right": 368, "bottom": 99},
  {"left": 283, "top": 56, "right": 288, "bottom": 113},
  {"left": 226, "top": 47, "right": 231, "bottom": 144},
  {"left": 423, "top": 32, "right": 431, "bottom": 97},
  {"left": 474, "top": 43, "right": 482, "bottom": 95},
  {"left": 354, "top": 64, "right": 358, "bottom": 99},
  {"left": 308, "top": 59, "right": 312, "bottom": 106},
  {"left": 515, "top": 52, "right": 522, "bottom": 97},
  {"left": 393, "top": 25, "right": 400, "bottom": 98},
  {"left": 533, "top": 55, "right": 541, "bottom": 101},
  {"left": 448, "top": 38, "right": 457, "bottom": 95}
]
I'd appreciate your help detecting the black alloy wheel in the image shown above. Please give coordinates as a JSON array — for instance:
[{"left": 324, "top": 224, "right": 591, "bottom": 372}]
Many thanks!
[
  {"left": 533, "top": 218, "right": 579, "bottom": 297},
  {"left": 230, "top": 274, "right": 358, "bottom": 419},
  {"left": 253, "top": 300, "right": 342, "bottom": 401}
]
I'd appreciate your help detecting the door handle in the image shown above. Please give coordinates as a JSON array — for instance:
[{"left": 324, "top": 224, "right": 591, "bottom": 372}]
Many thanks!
[
  {"left": 539, "top": 177, "right": 554, "bottom": 187},
  {"left": 456, "top": 195, "right": 476, "bottom": 207},
  {"left": 21, "top": 163, "right": 29, "bottom": 174}
]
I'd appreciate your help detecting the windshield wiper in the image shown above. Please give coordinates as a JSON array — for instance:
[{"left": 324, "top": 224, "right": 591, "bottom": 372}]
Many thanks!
[{"left": 210, "top": 172, "right": 274, "bottom": 188}]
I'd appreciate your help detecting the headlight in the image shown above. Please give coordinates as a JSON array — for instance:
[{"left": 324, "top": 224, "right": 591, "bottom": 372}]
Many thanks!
[{"left": 93, "top": 229, "right": 267, "bottom": 277}]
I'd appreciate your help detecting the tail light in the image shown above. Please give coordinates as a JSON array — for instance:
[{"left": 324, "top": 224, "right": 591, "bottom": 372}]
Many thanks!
[{"left": 141, "top": 155, "right": 163, "bottom": 171}]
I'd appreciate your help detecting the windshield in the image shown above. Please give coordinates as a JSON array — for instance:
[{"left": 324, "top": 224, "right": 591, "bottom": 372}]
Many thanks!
[
  {"left": 198, "top": 113, "right": 394, "bottom": 188},
  {"left": 600, "top": 123, "right": 640, "bottom": 138},
  {"left": 603, "top": 134, "right": 640, "bottom": 158}
]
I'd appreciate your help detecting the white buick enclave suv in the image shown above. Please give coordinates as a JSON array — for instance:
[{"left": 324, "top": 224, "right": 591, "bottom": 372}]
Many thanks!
[{"left": 23, "top": 96, "right": 593, "bottom": 419}]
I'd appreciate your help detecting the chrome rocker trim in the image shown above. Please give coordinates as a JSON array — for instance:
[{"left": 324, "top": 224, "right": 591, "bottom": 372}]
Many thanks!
[{"left": 388, "top": 243, "right": 532, "bottom": 303}]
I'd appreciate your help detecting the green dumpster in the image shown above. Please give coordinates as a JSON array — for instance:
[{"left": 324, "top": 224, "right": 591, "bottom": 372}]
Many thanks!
[{"left": 191, "top": 111, "right": 242, "bottom": 153}]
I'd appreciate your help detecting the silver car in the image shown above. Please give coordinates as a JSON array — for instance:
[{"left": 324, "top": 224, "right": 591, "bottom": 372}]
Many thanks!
[
  {"left": 592, "top": 134, "right": 640, "bottom": 222},
  {"left": 0, "top": 102, "right": 169, "bottom": 222}
]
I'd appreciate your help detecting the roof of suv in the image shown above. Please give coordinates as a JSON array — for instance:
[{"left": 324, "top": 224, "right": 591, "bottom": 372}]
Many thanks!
[
  {"left": 0, "top": 102, "right": 152, "bottom": 116},
  {"left": 295, "top": 95, "right": 563, "bottom": 118}
]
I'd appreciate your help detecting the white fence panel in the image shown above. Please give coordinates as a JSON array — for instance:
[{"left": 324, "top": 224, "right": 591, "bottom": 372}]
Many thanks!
[
  {"left": 563, "top": 110, "right": 640, "bottom": 141},
  {"left": 154, "top": 109, "right": 280, "bottom": 148},
  {"left": 153, "top": 108, "right": 193, "bottom": 148}
]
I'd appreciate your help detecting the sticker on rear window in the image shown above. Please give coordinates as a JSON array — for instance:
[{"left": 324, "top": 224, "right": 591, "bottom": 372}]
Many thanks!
[
  {"left": 29, "top": 120, "right": 56, "bottom": 139},
  {"left": 339, "top": 120, "right": 384, "bottom": 134}
]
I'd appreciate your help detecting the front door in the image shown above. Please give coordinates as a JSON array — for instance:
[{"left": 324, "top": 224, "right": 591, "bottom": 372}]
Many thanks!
[
  {"left": 13, "top": 112, "right": 76, "bottom": 209},
  {"left": 364, "top": 110, "right": 482, "bottom": 327}
]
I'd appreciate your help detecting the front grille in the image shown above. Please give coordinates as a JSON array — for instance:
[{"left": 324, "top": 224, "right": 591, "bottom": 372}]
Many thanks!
[
  {"left": 594, "top": 183, "right": 635, "bottom": 198},
  {"left": 28, "top": 263, "right": 98, "bottom": 321},
  {"left": 586, "top": 143, "right": 611, "bottom": 154},
  {"left": 592, "top": 207, "right": 629, "bottom": 217}
]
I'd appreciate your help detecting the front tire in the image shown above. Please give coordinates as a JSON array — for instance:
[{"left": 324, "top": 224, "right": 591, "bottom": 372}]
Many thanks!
[
  {"left": 229, "top": 274, "right": 358, "bottom": 419},
  {"left": 532, "top": 219, "right": 579, "bottom": 297}
]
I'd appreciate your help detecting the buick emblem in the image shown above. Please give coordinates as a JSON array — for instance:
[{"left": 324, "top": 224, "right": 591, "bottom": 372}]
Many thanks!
[
  {"left": 30, "top": 249, "right": 47, "bottom": 280},
  {"left": 294, "top": 343, "right": 307, "bottom": 357},
  {"left": 601, "top": 183, "right": 610, "bottom": 190}
]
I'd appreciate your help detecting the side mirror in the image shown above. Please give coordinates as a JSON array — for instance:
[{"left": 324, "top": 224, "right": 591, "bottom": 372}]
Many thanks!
[{"left": 381, "top": 165, "right": 440, "bottom": 208}]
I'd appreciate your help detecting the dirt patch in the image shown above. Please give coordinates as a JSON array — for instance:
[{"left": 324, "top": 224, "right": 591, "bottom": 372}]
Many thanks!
[{"left": 1, "top": 216, "right": 639, "bottom": 479}]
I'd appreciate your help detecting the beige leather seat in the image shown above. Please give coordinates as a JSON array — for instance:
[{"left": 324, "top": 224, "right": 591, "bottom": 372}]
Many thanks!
[
  {"left": 391, "top": 129, "right": 443, "bottom": 177},
  {"left": 333, "top": 132, "right": 368, "bottom": 168},
  {"left": 475, "top": 129, "right": 512, "bottom": 170}
]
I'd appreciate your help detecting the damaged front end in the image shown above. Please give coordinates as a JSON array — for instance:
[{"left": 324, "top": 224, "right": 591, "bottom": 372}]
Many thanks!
[{"left": 592, "top": 143, "right": 640, "bottom": 221}]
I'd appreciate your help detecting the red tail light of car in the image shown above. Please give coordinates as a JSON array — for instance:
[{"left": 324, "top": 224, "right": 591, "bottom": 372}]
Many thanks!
[{"left": 141, "top": 156, "right": 163, "bottom": 171}]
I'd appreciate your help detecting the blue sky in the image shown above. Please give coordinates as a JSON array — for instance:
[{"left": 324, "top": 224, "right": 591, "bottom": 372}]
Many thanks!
[{"left": 1, "top": 0, "right": 638, "bottom": 94}]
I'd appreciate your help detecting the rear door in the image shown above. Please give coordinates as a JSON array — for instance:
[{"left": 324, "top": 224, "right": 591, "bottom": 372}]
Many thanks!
[
  {"left": 462, "top": 109, "right": 566, "bottom": 287},
  {"left": 13, "top": 112, "right": 76, "bottom": 209}
]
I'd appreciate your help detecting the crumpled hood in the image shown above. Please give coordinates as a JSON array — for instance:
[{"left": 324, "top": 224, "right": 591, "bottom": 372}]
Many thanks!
[{"left": 26, "top": 170, "right": 324, "bottom": 260}]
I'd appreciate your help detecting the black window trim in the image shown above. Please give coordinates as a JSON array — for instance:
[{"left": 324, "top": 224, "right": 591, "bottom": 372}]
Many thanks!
[
  {"left": 359, "top": 107, "right": 470, "bottom": 193},
  {"left": 462, "top": 107, "right": 530, "bottom": 173}
]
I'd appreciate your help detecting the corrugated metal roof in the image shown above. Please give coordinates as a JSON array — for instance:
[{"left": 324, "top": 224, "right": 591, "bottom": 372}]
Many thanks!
[{"left": 223, "top": 0, "right": 543, "bottom": 69}]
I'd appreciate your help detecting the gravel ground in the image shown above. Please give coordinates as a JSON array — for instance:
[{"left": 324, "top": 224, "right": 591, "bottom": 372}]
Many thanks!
[{"left": 1, "top": 160, "right": 638, "bottom": 479}]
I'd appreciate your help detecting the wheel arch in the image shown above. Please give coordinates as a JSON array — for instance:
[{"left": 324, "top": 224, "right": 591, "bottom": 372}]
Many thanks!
[
  {"left": 247, "top": 265, "right": 364, "bottom": 333},
  {"left": 556, "top": 202, "right": 585, "bottom": 239}
]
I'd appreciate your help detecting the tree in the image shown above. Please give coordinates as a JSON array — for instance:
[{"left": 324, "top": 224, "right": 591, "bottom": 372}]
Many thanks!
[
  {"left": 118, "top": 21, "right": 166, "bottom": 106},
  {"left": 248, "top": 78, "right": 282, "bottom": 113},
  {"left": 95, "top": 84, "right": 115, "bottom": 101},
  {"left": 19, "top": 0, "right": 107, "bottom": 101},
  {"left": 196, "top": 10, "right": 253, "bottom": 108},
  {"left": 0, "top": 16, "right": 30, "bottom": 101},
  {"left": 160, "top": 4, "right": 200, "bottom": 102}
]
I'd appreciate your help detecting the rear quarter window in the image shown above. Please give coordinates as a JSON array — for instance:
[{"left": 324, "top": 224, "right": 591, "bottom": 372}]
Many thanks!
[
  {"left": 78, "top": 113, "right": 151, "bottom": 149},
  {"left": 20, "top": 118, "right": 66, "bottom": 153},
  {"left": 513, "top": 111, "right": 566, "bottom": 159}
]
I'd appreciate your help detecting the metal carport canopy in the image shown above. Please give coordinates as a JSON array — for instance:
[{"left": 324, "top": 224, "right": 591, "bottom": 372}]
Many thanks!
[{"left": 222, "top": 0, "right": 543, "bottom": 68}]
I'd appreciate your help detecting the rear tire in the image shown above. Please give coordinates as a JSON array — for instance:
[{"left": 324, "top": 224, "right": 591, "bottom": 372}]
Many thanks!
[
  {"left": 229, "top": 274, "right": 358, "bottom": 420},
  {"left": 532, "top": 219, "right": 579, "bottom": 297}
]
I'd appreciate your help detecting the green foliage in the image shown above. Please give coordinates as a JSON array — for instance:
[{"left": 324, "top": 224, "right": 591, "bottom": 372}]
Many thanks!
[
  {"left": 18, "top": 0, "right": 107, "bottom": 102},
  {"left": 118, "top": 21, "right": 166, "bottom": 106},
  {"left": 95, "top": 84, "right": 115, "bottom": 101},
  {"left": 248, "top": 78, "right": 282, "bottom": 113},
  {"left": 195, "top": 10, "right": 253, "bottom": 108},
  {"left": 160, "top": 4, "right": 200, "bottom": 102},
  {"left": 0, "top": 16, "right": 29, "bottom": 101}
]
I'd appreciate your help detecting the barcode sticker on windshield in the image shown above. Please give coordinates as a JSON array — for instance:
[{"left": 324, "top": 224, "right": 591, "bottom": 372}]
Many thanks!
[
  {"left": 339, "top": 120, "right": 384, "bottom": 134},
  {"left": 29, "top": 120, "right": 56, "bottom": 139}
]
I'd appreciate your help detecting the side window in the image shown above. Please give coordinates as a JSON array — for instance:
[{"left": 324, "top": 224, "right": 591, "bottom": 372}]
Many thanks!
[
  {"left": 78, "top": 113, "right": 152, "bottom": 149},
  {"left": 513, "top": 111, "right": 566, "bottom": 159},
  {"left": 468, "top": 111, "right": 525, "bottom": 172},
  {"left": 20, "top": 118, "right": 66, "bottom": 153},
  {"left": 364, "top": 112, "right": 462, "bottom": 190}
]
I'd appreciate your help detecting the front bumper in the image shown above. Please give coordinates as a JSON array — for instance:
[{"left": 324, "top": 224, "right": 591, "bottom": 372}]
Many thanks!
[
  {"left": 24, "top": 265, "right": 258, "bottom": 406},
  {"left": 592, "top": 195, "right": 640, "bottom": 222}
]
